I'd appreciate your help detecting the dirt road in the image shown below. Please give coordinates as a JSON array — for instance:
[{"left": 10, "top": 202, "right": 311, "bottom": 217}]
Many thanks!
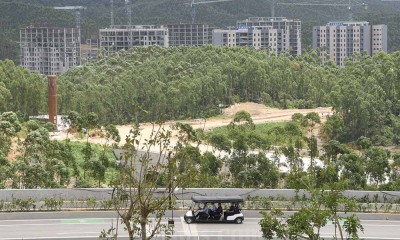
[{"left": 51, "top": 103, "right": 332, "bottom": 149}]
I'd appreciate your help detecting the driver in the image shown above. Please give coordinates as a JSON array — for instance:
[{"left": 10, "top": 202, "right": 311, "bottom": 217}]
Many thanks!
[{"left": 224, "top": 202, "right": 235, "bottom": 220}]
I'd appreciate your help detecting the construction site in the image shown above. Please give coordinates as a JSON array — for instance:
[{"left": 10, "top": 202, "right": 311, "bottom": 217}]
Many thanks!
[
  {"left": 20, "top": 26, "right": 80, "bottom": 76},
  {"left": 18, "top": 0, "right": 391, "bottom": 75}
]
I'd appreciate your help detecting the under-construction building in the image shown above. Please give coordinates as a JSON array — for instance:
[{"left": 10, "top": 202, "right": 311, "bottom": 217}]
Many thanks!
[
  {"left": 212, "top": 17, "right": 302, "bottom": 56},
  {"left": 167, "top": 23, "right": 214, "bottom": 47},
  {"left": 81, "top": 39, "right": 99, "bottom": 64},
  {"left": 20, "top": 27, "right": 80, "bottom": 75},
  {"left": 99, "top": 25, "right": 169, "bottom": 55},
  {"left": 313, "top": 21, "right": 387, "bottom": 66}
]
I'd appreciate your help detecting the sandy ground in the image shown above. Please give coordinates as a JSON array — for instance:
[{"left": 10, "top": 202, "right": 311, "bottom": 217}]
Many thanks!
[{"left": 50, "top": 103, "right": 332, "bottom": 152}]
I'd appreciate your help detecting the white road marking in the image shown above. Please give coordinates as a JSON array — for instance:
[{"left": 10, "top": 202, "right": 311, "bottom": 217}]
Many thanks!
[
  {"left": 56, "top": 232, "right": 99, "bottom": 235},
  {"left": 188, "top": 218, "right": 199, "bottom": 236},
  {"left": 0, "top": 218, "right": 113, "bottom": 222},
  {"left": 180, "top": 216, "right": 191, "bottom": 236},
  {"left": 0, "top": 236, "right": 129, "bottom": 240},
  {"left": 321, "top": 236, "right": 400, "bottom": 240},
  {"left": 0, "top": 223, "right": 110, "bottom": 227}
]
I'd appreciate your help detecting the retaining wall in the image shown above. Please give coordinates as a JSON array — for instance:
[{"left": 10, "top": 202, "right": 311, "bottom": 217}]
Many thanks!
[{"left": 1, "top": 188, "right": 400, "bottom": 203}]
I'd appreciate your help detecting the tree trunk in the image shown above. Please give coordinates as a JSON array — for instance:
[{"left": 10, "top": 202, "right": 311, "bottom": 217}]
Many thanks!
[
  {"left": 123, "top": 217, "right": 134, "bottom": 240},
  {"left": 335, "top": 214, "right": 344, "bottom": 240},
  {"left": 141, "top": 217, "right": 147, "bottom": 240}
]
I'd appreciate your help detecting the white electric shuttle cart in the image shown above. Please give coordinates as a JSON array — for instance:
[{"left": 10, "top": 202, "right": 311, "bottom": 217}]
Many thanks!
[{"left": 184, "top": 196, "right": 244, "bottom": 224}]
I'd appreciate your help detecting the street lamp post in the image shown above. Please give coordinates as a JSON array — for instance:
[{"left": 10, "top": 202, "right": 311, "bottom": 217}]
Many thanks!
[{"left": 168, "top": 176, "right": 177, "bottom": 225}]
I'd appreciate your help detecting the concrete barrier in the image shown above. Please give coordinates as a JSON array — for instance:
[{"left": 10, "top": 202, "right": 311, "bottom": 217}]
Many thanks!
[{"left": 1, "top": 188, "right": 400, "bottom": 203}]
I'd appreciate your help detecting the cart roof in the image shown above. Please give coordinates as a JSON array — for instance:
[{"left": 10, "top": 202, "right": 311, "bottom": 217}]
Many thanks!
[{"left": 191, "top": 196, "right": 244, "bottom": 203}]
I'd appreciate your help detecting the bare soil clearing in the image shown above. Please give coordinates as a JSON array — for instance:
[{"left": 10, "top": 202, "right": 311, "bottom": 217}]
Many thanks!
[{"left": 51, "top": 103, "right": 332, "bottom": 148}]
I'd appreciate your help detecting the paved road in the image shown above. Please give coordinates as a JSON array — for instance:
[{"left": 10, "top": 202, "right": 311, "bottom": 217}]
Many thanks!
[{"left": 1, "top": 211, "right": 400, "bottom": 239}]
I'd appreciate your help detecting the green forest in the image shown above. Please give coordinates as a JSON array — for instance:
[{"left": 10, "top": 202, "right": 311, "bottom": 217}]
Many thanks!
[
  {"left": 1, "top": 0, "right": 400, "bottom": 63},
  {"left": 2, "top": 46, "right": 400, "bottom": 145},
  {"left": 2, "top": 45, "right": 400, "bottom": 190},
  {"left": 0, "top": 47, "right": 400, "bottom": 195}
]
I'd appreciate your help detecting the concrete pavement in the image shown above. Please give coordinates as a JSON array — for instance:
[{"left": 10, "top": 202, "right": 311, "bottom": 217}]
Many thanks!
[{"left": 1, "top": 211, "right": 400, "bottom": 239}]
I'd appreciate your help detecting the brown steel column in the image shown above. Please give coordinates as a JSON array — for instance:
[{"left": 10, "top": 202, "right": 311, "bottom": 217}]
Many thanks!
[{"left": 48, "top": 75, "right": 57, "bottom": 128}]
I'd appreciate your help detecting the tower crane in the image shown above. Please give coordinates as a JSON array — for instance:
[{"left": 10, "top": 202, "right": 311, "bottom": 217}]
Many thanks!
[
  {"left": 186, "top": 0, "right": 233, "bottom": 24},
  {"left": 109, "top": 0, "right": 132, "bottom": 27},
  {"left": 111, "top": 0, "right": 115, "bottom": 27},
  {"left": 125, "top": 0, "right": 132, "bottom": 26},
  {"left": 271, "top": 0, "right": 277, "bottom": 17},
  {"left": 277, "top": 1, "right": 368, "bottom": 21},
  {"left": 53, "top": 6, "right": 86, "bottom": 30}
]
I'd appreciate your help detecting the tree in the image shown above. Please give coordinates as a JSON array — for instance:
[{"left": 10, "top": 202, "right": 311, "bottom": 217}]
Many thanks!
[
  {"left": 83, "top": 112, "right": 99, "bottom": 142},
  {"left": 207, "top": 132, "right": 231, "bottom": 154},
  {"left": 364, "top": 147, "right": 391, "bottom": 186},
  {"left": 322, "top": 140, "right": 350, "bottom": 164},
  {"left": 322, "top": 114, "right": 345, "bottom": 141},
  {"left": 63, "top": 111, "right": 82, "bottom": 139},
  {"left": 0, "top": 112, "right": 21, "bottom": 161},
  {"left": 338, "top": 153, "right": 366, "bottom": 190},
  {"left": 355, "top": 136, "right": 372, "bottom": 151},
  {"left": 304, "top": 112, "right": 321, "bottom": 136},
  {"left": 200, "top": 152, "right": 222, "bottom": 177},
  {"left": 110, "top": 123, "right": 183, "bottom": 240},
  {"left": 260, "top": 185, "right": 364, "bottom": 240},
  {"left": 230, "top": 110, "right": 255, "bottom": 130}
]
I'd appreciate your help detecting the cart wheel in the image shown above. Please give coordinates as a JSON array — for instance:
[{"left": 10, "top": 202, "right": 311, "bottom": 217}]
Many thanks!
[
  {"left": 185, "top": 217, "right": 193, "bottom": 224},
  {"left": 235, "top": 218, "right": 243, "bottom": 224}
]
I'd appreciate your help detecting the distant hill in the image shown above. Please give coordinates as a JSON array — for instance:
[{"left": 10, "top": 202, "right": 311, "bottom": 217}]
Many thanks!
[{"left": 1, "top": 0, "right": 399, "bottom": 63}]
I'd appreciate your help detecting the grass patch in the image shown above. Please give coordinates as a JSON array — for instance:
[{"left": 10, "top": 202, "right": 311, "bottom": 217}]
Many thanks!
[{"left": 206, "top": 121, "right": 305, "bottom": 147}]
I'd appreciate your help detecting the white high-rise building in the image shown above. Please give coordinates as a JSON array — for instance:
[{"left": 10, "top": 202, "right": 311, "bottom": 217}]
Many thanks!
[
  {"left": 313, "top": 21, "right": 387, "bottom": 66},
  {"left": 212, "top": 17, "right": 301, "bottom": 56}
]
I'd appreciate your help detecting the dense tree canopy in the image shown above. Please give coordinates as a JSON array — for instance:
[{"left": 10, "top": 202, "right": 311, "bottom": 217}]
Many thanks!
[
  {"left": 0, "top": 60, "right": 46, "bottom": 118},
  {"left": 58, "top": 46, "right": 337, "bottom": 124},
  {"left": 57, "top": 46, "right": 400, "bottom": 146},
  {"left": 2, "top": 45, "right": 400, "bottom": 146}
]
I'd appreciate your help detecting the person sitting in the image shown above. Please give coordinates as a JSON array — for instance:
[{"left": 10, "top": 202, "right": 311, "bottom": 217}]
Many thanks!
[
  {"left": 214, "top": 203, "right": 223, "bottom": 220},
  {"left": 195, "top": 203, "right": 210, "bottom": 219},
  {"left": 216, "top": 203, "right": 223, "bottom": 215},
  {"left": 233, "top": 203, "right": 240, "bottom": 214},
  {"left": 209, "top": 203, "right": 218, "bottom": 218},
  {"left": 224, "top": 203, "right": 235, "bottom": 220}
]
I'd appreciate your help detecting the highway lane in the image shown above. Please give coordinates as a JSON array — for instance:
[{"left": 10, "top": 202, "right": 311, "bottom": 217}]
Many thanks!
[{"left": 1, "top": 211, "right": 400, "bottom": 239}]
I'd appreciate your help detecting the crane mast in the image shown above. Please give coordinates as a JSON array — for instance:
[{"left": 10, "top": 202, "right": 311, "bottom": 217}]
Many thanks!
[
  {"left": 189, "top": 0, "right": 233, "bottom": 24},
  {"left": 111, "top": 0, "right": 115, "bottom": 27},
  {"left": 53, "top": 6, "right": 86, "bottom": 29},
  {"left": 277, "top": 1, "right": 368, "bottom": 21},
  {"left": 125, "top": 0, "right": 132, "bottom": 26}
]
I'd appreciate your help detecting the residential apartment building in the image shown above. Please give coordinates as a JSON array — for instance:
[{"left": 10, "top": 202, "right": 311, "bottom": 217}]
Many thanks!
[
  {"left": 20, "top": 27, "right": 80, "bottom": 75},
  {"left": 167, "top": 23, "right": 214, "bottom": 47},
  {"left": 212, "top": 17, "right": 301, "bottom": 56},
  {"left": 371, "top": 25, "right": 388, "bottom": 55},
  {"left": 313, "top": 21, "right": 387, "bottom": 66},
  {"left": 99, "top": 25, "right": 169, "bottom": 55}
]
